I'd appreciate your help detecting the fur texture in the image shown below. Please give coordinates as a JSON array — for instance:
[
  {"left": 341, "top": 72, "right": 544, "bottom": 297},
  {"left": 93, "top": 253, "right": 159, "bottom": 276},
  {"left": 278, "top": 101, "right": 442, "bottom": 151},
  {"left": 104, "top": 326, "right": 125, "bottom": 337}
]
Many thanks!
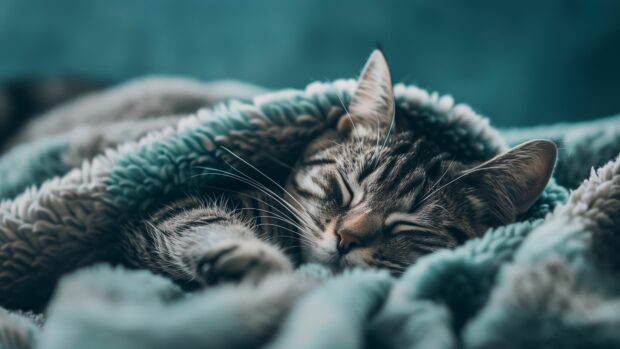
[{"left": 119, "top": 51, "right": 556, "bottom": 285}]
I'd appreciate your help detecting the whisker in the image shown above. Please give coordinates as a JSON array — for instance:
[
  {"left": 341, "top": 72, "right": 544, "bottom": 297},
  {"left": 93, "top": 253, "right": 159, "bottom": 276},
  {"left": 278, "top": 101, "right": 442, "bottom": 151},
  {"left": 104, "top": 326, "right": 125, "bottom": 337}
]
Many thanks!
[
  {"left": 335, "top": 91, "right": 358, "bottom": 136},
  {"left": 216, "top": 146, "right": 318, "bottom": 234},
  {"left": 259, "top": 232, "right": 314, "bottom": 251},
  {"left": 219, "top": 147, "right": 316, "bottom": 228},
  {"left": 189, "top": 183, "right": 302, "bottom": 233},
  {"left": 260, "top": 152, "right": 295, "bottom": 170},
  {"left": 414, "top": 165, "right": 506, "bottom": 209},
  {"left": 377, "top": 103, "right": 396, "bottom": 166},
  {"left": 255, "top": 223, "right": 315, "bottom": 244},
  {"left": 195, "top": 167, "right": 309, "bottom": 227},
  {"left": 328, "top": 139, "right": 344, "bottom": 148},
  {"left": 192, "top": 168, "right": 296, "bottom": 218},
  {"left": 421, "top": 158, "right": 455, "bottom": 200},
  {"left": 251, "top": 215, "right": 308, "bottom": 236},
  {"left": 427, "top": 202, "right": 452, "bottom": 217},
  {"left": 193, "top": 165, "right": 319, "bottom": 236}
]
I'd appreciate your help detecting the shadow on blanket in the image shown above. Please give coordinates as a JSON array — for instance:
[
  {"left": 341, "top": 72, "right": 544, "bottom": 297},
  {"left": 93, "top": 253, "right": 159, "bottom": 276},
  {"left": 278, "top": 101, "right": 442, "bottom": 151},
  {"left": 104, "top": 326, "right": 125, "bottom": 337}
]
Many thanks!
[{"left": 1, "top": 78, "right": 620, "bottom": 349}]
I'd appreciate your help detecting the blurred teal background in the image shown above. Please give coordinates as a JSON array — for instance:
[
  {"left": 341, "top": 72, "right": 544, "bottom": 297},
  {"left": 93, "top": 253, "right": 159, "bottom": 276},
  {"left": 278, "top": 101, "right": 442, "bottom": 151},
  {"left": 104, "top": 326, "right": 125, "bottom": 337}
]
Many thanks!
[{"left": 0, "top": 0, "right": 619, "bottom": 126}]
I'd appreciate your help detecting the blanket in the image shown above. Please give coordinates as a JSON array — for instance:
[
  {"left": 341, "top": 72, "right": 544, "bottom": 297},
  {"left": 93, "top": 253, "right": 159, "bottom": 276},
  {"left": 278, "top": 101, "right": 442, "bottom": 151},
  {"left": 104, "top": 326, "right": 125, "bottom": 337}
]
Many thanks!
[{"left": 1, "top": 78, "right": 620, "bottom": 349}]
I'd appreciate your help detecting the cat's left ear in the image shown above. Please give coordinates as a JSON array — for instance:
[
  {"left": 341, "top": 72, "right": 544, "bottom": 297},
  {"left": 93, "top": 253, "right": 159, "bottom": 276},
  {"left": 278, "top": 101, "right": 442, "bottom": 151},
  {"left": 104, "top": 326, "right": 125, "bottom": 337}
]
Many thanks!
[
  {"left": 472, "top": 140, "right": 557, "bottom": 223},
  {"left": 338, "top": 50, "right": 395, "bottom": 136}
]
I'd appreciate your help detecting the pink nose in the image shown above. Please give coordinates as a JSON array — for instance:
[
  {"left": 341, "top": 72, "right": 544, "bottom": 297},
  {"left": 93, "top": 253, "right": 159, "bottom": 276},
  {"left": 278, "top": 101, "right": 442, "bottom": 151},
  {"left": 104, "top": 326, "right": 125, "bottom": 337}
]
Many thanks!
[{"left": 337, "top": 230, "right": 362, "bottom": 254}]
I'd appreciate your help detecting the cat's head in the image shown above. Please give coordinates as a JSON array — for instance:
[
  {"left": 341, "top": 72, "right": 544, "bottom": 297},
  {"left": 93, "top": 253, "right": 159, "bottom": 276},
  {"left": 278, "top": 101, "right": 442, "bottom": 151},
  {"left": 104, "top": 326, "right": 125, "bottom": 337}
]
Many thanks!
[{"left": 286, "top": 50, "right": 556, "bottom": 273}]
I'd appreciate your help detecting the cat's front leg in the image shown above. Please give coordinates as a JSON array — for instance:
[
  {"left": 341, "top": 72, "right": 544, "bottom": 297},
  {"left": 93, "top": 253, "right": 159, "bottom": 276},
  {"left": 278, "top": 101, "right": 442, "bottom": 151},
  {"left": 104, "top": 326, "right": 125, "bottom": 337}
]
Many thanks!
[
  {"left": 122, "top": 197, "right": 293, "bottom": 286},
  {"left": 192, "top": 238, "right": 292, "bottom": 286}
]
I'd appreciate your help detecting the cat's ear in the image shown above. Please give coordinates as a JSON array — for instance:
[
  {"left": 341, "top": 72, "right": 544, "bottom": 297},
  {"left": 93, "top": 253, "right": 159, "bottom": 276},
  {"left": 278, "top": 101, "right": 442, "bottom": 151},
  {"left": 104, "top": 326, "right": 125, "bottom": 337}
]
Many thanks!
[
  {"left": 472, "top": 140, "right": 557, "bottom": 221},
  {"left": 338, "top": 50, "right": 395, "bottom": 136}
]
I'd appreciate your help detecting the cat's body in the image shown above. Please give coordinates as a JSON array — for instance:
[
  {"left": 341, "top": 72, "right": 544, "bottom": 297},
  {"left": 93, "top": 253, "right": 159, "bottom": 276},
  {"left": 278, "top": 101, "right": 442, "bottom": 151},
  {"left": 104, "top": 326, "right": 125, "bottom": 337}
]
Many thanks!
[{"left": 120, "top": 50, "right": 557, "bottom": 286}]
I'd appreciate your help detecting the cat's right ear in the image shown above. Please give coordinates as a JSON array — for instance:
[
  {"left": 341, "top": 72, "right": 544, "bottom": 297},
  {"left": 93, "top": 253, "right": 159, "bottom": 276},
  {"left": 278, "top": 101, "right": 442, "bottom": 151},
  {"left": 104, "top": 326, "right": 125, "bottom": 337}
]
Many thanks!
[{"left": 338, "top": 50, "right": 395, "bottom": 137}]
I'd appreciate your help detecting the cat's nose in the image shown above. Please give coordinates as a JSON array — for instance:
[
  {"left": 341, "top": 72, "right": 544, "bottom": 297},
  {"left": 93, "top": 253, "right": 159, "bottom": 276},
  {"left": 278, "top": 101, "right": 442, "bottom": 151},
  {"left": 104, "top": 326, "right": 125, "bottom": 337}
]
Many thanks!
[
  {"left": 337, "top": 230, "right": 362, "bottom": 254},
  {"left": 336, "top": 212, "right": 381, "bottom": 254}
]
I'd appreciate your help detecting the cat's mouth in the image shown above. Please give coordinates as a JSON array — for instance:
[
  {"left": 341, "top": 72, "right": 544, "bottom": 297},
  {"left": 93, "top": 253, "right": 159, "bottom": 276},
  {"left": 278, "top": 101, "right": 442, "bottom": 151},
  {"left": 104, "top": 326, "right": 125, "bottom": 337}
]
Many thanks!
[
  {"left": 326, "top": 255, "right": 349, "bottom": 272},
  {"left": 333, "top": 253, "right": 349, "bottom": 268},
  {"left": 328, "top": 247, "right": 371, "bottom": 271},
  {"left": 303, "top": 220, "right": 371, "bottom": 271}
]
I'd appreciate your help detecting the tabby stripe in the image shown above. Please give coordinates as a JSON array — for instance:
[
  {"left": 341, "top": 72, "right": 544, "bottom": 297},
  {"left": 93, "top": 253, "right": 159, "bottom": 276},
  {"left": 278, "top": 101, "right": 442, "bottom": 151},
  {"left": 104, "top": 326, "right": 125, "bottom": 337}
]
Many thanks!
[
  {"left": 447, "top": 227, "right": 469, "bottom": 244},
  {"left": 300, "top": 158, "right": 337, "bottom": 167},
  {"left": 409, "top": 243, "right": 442, "bottom": 254},
  {"left": 372, "top": 260, "right": 407, "bottom": 274},
  {"left": 400, "top": 173, "right": 425, "bottom": 194},
  {"left": 405, "top": 231, "right": 453, "bottom": 245},
  {"left": 327, "top": 175, "right": 344, "bottom": 206},
  {"left": 176, "top": 216, "right": 228, "bottom": 232},
  {"left": 390, "top": 142, "right": 412, "bottom": 156},
  {"left": 376, "top": 163, "right": 392, "bottom": 183},
  {"left": 358, "top": 162, "right": 377, "bottom": 182},
  {"left": 419, "top": 228, "right": 454, "bottom": 239},
  {"left": 425, "top": 154, "right": 448, "bottom": 179},
  {"left": 142, "top": 222, "right": 159, "bottom": 245},
  {"left": 385, "top": 163, "right": 415, "bottom": 192},
  {"left": 292, "top": 183, "right": 324, "bottom": 201},
  {"left": 337, "top": 170, "right": 353, "bottom": 206},
  {"left": 150, "top": 199, "right": 204, "bottom": 225}
]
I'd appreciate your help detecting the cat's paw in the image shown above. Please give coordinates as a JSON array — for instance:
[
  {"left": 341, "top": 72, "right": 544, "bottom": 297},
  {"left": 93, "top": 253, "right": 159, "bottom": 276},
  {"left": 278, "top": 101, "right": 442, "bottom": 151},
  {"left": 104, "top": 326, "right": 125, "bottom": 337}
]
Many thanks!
[{"left": 195, "top": 240, "right": 293, "bottom": 286}]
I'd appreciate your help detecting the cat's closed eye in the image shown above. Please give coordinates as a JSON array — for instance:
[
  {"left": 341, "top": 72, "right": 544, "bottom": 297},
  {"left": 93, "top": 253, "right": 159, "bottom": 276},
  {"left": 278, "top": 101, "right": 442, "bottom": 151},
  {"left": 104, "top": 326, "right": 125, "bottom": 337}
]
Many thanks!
[
  {"left": 384, "top": 214, "right": 432, "bottom": 235},
  {"left": 333, "top": 170, "right": 353, "bottom": 208}
]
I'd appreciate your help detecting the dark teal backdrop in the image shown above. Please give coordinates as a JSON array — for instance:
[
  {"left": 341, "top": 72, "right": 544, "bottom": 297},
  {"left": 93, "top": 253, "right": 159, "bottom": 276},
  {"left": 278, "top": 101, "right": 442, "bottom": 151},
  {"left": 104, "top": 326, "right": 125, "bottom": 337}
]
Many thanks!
[{"left": 1, "top": 0, "right": 619, "bottom": 126}]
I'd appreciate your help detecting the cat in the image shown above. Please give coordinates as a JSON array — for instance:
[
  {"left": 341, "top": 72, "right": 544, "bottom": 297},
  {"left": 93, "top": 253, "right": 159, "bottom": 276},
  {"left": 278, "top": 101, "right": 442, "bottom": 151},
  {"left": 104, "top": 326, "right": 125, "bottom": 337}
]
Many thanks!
[{"left": 121, "top": 50, "right": 557, "bottom": 286}]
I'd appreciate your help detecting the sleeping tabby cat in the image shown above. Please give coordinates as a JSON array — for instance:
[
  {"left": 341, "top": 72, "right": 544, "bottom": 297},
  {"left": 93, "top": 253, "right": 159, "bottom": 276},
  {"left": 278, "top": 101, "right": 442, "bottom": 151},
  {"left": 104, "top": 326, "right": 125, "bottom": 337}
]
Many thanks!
[{"left": 121, "top": 50, "right": 557, "bottom": 285}]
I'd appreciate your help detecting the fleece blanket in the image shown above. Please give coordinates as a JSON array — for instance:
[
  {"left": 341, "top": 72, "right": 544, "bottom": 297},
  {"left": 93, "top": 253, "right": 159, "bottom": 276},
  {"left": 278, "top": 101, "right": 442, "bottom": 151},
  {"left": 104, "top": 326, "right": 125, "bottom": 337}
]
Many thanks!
[{"left": 1, "top": 78, "right": 620, "bottom": 349}]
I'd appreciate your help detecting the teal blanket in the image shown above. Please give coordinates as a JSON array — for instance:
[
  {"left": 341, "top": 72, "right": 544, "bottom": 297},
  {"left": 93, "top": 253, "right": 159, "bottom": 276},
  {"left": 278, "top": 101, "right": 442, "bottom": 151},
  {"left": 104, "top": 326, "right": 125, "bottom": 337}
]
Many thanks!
[{"left": 1, "top": 79, "right": 620, "bottom": 349}]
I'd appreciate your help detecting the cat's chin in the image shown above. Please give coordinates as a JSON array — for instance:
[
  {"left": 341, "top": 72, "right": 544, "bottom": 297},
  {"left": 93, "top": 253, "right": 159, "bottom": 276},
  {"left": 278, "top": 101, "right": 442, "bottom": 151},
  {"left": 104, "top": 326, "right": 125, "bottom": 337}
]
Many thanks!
[
  {"left": 301, "top": 246, "right": 345, "bottom": 271},
  {"left": 327, "top": 254, "right": 349, "bottom": 272},
  {"left": 322, "top": 257, "right": 350, "bottom": 274},
  {"left": 303, "top": 248, "right": 365, "bottom": 273}
]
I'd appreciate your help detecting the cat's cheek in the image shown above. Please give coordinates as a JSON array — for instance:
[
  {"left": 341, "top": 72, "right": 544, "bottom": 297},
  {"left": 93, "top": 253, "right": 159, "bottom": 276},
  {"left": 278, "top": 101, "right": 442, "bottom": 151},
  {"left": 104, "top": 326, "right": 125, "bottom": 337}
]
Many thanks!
[
  {"left": 321, "top": 220, "right": 337, "bottom": 240},
  {"left": 320, "top": 221, "right": 340, "bottom": 253},
  {"left": 303, "top": 232, "right": 338, "bottom": 264}
]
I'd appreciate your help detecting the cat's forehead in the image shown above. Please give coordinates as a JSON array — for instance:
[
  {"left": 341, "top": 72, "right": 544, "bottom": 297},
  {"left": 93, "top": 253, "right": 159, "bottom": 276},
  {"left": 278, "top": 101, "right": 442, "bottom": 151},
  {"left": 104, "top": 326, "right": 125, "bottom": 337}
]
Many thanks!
[
  {"left": 306, "top": 131, "right": 440, "bottom": 169},
  {"left": 297, "top": 131, "right": 470, "bottom": 208}
]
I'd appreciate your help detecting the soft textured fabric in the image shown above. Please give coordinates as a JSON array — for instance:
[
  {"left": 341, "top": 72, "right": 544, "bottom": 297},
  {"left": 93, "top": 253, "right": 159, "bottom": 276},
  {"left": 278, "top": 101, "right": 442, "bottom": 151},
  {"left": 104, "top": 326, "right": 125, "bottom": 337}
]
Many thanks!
[{"left": 0, "top": 79, "right": 620, "bottom": 348}]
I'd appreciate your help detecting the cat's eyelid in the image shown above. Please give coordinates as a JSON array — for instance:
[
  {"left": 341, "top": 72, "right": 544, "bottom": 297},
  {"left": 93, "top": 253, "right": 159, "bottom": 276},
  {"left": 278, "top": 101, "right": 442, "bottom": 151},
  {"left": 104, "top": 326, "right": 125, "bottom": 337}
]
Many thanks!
[
  {"left": 337, "top": 170, "right": 366, "bottom": 208},
  {"left": 385, "top": 213, "right": 419, "bottom": 227},
  {"left": 390, "top": 223, "right": 432, "bottom": 235},
  {"left": 384, "top": 213, "right": 428, "bottom": 233},
  {"left": 350, "top": 186, "right": 364, "bottom": 207},
  {"left": 335, "top": 170, "right": 353, "bottom": 207}
]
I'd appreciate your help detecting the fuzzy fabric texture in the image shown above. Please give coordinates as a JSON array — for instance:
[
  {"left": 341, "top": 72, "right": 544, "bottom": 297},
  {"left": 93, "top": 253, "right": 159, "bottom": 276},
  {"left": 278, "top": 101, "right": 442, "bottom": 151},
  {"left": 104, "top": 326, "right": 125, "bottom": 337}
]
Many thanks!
[{"left": 0, "top": 78, "right": 619, "bottom": 349}]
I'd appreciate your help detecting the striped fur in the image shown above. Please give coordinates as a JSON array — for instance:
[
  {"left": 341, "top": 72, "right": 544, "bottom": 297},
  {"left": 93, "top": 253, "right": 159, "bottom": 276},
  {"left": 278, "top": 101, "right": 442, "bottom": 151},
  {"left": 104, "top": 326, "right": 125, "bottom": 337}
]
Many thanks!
[
  {"left": 286, "top": 131, "right": 487, "bottom": 274},
  {"left": 121, "top": 192, "right": 297, "bottom": 285},
  {"left": 120, "top": 50, "right": 556, "bottom": 284}
]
